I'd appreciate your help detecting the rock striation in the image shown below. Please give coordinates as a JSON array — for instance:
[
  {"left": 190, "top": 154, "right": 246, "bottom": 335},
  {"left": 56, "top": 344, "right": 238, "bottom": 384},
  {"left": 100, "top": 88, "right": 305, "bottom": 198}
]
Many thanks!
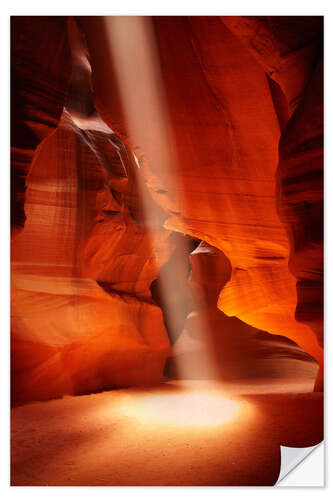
[
  {"left": 11, "top": 16, "right": 323, "bottom": 402},
  {"left": 11, "top": 16, "right": 71, "bottom": 235},
  {"left": 222, "top": 16, "right": 324, "bottom": 389},
  {"left": 80, "top": 16, "right": 323, "bottom": 383},
  {"left": 11, "top": 18, "right": 173, "bottom": 404},
  {"left": 168, "top": 241, "right": 317, "bottom": 381}
]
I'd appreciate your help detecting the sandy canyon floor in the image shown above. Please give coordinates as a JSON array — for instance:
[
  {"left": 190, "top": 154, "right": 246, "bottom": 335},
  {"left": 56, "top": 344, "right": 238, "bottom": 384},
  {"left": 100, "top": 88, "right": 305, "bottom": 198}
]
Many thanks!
[{"left": 11, "top": 379, "right": 323, "bottom": 486}]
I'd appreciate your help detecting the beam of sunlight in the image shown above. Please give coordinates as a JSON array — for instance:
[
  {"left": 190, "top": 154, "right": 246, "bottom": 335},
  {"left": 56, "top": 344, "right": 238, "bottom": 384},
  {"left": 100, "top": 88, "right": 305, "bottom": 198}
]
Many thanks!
[{"left": 102, "top": 16, "right": 219, "bottom": 383}]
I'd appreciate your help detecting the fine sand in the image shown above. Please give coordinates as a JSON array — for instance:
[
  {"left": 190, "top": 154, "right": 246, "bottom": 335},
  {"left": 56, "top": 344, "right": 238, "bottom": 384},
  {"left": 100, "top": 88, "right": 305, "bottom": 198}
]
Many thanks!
[{"left": 11, "top": 379, "right": 323, "bottom": 486}]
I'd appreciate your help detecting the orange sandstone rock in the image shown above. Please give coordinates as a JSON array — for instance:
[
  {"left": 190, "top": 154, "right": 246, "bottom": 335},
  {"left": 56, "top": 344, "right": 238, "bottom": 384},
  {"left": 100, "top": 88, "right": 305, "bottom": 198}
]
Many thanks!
[
  {"left": 11, "top": 16, "right": 71, "bottom": 235},
  {"left": 11, "top": 18, "right": 173, "bottom": 404},
  {"left": 169, "top": 242, "right": 317, "bottom": 382},
  {"left": 11, "top": 110, "right": 173, "bottom": 404},
  {"left": 11, "top": 16, "right": 323, "bottom": 403},
  {"left": 80, "top": 16, "right": 322, "bottom": 381},
  {"left": 222, "top": 16, "right": 323, "bottom": 116}
]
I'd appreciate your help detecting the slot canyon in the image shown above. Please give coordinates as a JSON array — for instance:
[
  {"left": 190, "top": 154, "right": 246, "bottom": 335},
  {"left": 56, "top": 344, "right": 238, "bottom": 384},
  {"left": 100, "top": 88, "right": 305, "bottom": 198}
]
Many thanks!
[{"left": 11, "top": 15, "right": 323, "bottom": 486}]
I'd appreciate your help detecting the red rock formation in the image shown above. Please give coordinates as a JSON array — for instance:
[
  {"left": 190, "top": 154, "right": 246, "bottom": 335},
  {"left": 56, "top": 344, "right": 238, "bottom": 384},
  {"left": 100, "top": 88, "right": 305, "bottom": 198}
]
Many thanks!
[
  {"left": 80, "top": 16, "right": 323, "bottom": 384},
  {"left": 222, "top": 16, "right": 324, "bottom": 389},
  {"left": 11, "top": 18, "right": 173, "bottom": 404},
  {"left": 11, "top": 16, "right": 323, "bottom": 402},
  {"left": 277, "top": 58, "right": 323, "bottom": 390},
  {"left": 11, "top": 16, "right": 71, "bottom": 235},
  {"left": 222, "top": 16, "right": 323, "bottom": 116},
  {"left": 168, "top": 242, "right": 317, "bottom": 381},
  {"left": 11, "top": 111, "right": 175, "bottom": 403}
]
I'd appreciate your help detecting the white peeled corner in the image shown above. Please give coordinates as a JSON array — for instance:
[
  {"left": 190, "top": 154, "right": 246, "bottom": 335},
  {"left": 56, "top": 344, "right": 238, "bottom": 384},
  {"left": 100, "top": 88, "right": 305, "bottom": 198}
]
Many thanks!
[{"left": 276, "top": 441, "right": 324, "bottom": 486}]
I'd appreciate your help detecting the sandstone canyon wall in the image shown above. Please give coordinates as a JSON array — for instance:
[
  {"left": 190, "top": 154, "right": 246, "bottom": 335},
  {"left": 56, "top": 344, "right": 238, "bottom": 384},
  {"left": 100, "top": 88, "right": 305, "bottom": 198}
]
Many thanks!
[
  {"left": 11, "top": 16, "right": 71, "bottom": 236},
  {"left": 11, "top": 16, "right": 324, "bottom": 403},
  {"left": 11, "top": 18, "right": 174, "bottom": 404},
  {"left": 222, "top": 16, "right": 324, "bottom": 389},
  {"left": 81, "top": 16, "right": 323, "bottom": 379},
  {"left": 168, "top": 241, "right": 317, "bottom": 382}
]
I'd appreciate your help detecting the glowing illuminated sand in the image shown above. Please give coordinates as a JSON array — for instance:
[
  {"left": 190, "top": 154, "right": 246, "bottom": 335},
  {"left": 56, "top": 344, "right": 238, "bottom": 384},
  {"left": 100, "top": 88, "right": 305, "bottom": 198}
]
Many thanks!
[
  {"left": 11, "top": 380, "right": 322, "bottom": 486},
  {"left": 139, "top": 392, "right": 241, "bottom": 427},
  {"left": 115, "top": 383, "right": 246, "bottom": 429}
]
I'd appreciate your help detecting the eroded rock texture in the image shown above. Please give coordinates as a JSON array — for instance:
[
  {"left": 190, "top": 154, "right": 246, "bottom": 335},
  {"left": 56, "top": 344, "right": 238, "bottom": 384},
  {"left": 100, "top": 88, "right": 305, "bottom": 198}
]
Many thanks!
[
  {"left": 223, "top": 17, "right": 324, "bottom": 389},
  {"left": 222, "top": 16, "right": 323, "bottom": 116},
  {"left": 11, "top": 16, "right": 71, "bottom": 235},
  {"left": 80, "top": 16, "right": 323, "bottom": 381},
  {"left": 277, "top": 59, "right": 324, "bottom": 390},
  {"left": 11, "top": 18, "right": 173, "bottom": 404},
  {"left": 168, "top": 241, "right": 317, "bottom": 381},
  {"left": 11, "top": 111, "right": 173, "bottom": 404},
  {"left": 11, "top": 16, "right": 323, "bottom": 403}
]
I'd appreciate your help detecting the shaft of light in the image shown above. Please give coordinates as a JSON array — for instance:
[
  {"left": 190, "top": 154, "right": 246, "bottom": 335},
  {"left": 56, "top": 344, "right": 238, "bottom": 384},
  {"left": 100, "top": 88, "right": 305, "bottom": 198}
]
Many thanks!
[{"left": 102, "top": 16, "right": 219, "bottom": 382}]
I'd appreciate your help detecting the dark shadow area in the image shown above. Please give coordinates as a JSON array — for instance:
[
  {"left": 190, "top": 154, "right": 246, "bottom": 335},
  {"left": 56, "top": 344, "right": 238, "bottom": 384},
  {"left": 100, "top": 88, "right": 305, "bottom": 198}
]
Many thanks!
[{"left": 150, "top": 235, "right": 201, "bottom": 345}]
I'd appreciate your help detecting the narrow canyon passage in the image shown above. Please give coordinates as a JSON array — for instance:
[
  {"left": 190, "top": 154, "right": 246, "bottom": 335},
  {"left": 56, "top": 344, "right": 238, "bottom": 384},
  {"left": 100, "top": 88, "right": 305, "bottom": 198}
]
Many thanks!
[{"left": 10, "top": 15, "right": 323, "bottom": 486}]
